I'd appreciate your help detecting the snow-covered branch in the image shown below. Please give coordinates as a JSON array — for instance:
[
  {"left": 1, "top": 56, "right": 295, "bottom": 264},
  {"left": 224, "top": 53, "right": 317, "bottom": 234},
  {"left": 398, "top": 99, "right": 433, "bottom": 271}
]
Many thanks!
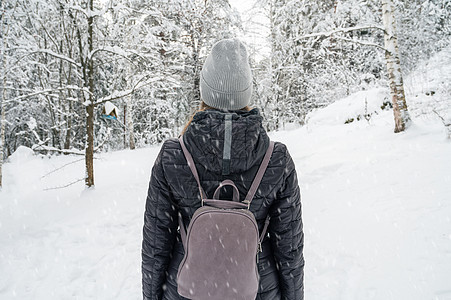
[
  {"left": 32, "top": 144, "right": 84, "bottom": 156},
  {"left": 66, "top": 4, "right": 90, "bottom": 17},
  {"left": 6, "top": 86, "right": 90, "bottom": 104},
  {"left": 296, "top": 25, "right": 385, "bottom": 40},
  {"left": 66, "top": 4, "right": 112, "bottom": 19},
  {"left": 88, "top": 46, "right": 148, "bottom": 63},
  {"left": 27, "top": 49, "right": 82, "bottom": 68},
  {"left": 333, "top": 36, "right": 387, "bottom": 51},
  {"left": 94, "top": 75, "right": 148, "bottom": 105}
]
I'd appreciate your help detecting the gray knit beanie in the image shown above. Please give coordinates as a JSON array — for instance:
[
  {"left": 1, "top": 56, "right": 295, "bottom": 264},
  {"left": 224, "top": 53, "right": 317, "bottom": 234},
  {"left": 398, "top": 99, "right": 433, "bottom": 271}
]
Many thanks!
[{"left": 200, "top": 38, "right": 253, "bottom": 110}]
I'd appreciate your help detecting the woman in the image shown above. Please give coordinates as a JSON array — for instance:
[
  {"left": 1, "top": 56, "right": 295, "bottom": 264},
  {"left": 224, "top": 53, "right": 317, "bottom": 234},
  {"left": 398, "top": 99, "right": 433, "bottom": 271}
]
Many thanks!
[{"left": 142, "top": 38, "right": 304, "bottom": 300}]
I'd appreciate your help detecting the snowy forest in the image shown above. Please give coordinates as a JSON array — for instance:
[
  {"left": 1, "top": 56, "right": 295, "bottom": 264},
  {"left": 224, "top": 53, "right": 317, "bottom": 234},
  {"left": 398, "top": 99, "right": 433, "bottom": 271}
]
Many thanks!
[
  {"left": 1, "top": 0, "right": 451, "bottom": 299},
  {"left": 1, "top": 0, "right": 450, "bottom": 187}
]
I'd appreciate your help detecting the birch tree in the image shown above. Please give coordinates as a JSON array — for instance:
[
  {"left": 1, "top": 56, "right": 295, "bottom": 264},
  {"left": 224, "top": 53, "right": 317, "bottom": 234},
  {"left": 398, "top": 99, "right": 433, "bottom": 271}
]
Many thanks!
[{"left": 381, "top": 0, "right": 410, "bottom": 132}]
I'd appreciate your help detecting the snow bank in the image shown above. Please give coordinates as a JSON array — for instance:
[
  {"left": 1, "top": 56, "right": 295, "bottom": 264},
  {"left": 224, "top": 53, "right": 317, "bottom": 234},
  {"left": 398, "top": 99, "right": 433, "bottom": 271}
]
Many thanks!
[
  {"left": 8, "top": 146, "right": 35, "bottom": 164},
  {"left": 307, "top": 87, "right": 390, "bottom": 126}
]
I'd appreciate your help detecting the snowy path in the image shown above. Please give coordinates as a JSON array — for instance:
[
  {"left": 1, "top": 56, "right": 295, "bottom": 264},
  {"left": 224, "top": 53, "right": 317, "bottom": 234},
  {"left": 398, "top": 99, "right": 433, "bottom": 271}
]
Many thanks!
[{"left": 1, "top": 107, "right": 451, "bottom": 299}]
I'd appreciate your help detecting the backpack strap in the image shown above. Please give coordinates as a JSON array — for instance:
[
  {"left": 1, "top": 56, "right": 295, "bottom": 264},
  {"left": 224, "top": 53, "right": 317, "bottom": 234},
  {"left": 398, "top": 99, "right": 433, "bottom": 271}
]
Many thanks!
[
  {"left": 243, "top": 141, "right": 275, "bottom": 206},
  {"left": 178, "top": 212, "right": 187, "bottom": 248},
  {"left": 178, "top": 136, "right": 275, "bottom": 249},
  {"left": 244, "top": 141, "right": 274, "bottom": 247},
  {"left": 179, "top": 136, "right": 274, "bottom": 205},
  {"left": 259, "top": 216, "right": 271, "bottom": 250},
  {"left": 179, "top": 135, "right": 207, "bottom": 200},
  {"left": 179, "top": 135, "right": 208, "bottom": 249}
]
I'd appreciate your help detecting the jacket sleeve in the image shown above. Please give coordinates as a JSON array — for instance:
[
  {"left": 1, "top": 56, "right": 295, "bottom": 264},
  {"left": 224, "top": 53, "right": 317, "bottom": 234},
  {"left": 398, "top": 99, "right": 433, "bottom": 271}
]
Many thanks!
[
  {"left": 269, "top": 145, "right": 304, "bottom": 300},
  {"left": 142, "top": 141, "right": 178, "bottom": 300}
]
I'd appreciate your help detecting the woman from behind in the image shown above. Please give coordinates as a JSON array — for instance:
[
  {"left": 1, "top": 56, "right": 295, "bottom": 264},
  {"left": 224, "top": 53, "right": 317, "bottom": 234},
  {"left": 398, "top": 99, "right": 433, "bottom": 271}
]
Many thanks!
[{"left": 142, "top": 38, "right": 304, "bottom": 300}]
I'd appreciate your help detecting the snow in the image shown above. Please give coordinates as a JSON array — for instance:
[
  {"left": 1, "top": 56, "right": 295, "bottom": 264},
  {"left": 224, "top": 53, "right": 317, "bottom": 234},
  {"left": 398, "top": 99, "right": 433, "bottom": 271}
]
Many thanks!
[
  {"left": 26, "top": 117, "right": 37, "bottom": 131},
  {"left": 103, "top": 101, "right": 119, "bottom": 116},
  {"left": 7, "top": 146, "right": 35, "bottom": 164},
  {"left": 273, "top": 115, "right": 451, "bottom": 300},
  {"left": 307, "top": 87, "right": 389, "bottom": 126},
  {"left": 404, "top": 42, "right": 451, "bottom": 123},
  {"left": 0, "top": 148, "right": 155, "bottom": 299},
  {"left": 35, "top": 48, "right": 81, "bottom": 68},
  {"left": 31, "top": 144, "right": 84, "bottom": 156},
  {"left": 1, "top": 70, "right": 451, "bottom": 299}
]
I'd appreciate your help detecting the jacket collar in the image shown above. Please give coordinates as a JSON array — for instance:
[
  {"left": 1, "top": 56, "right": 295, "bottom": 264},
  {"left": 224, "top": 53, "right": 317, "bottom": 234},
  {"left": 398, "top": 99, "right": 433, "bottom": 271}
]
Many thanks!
[{"left": 183, "top": 108, "right": 270, "bottom": 175}]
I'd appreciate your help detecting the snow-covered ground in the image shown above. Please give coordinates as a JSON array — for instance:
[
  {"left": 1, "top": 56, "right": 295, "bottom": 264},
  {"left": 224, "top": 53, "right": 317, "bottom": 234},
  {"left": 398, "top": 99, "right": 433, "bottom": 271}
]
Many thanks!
[
  {"left": 1, "top": 52, "right": 451, "bottom": 299},
  {"left": 279, "top": 105, "right": 451, "bottom": 300}
]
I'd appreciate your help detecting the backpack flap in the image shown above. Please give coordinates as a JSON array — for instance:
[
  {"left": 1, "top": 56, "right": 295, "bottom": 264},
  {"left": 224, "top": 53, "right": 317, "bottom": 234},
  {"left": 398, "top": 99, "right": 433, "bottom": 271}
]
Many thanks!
[{"left": 202, "top": 199, "right": 248, "bottom": 210}]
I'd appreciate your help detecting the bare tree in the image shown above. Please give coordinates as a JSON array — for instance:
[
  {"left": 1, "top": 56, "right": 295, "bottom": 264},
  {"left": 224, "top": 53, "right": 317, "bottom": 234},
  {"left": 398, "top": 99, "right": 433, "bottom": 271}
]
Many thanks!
[
  {"left": 381, "top": 0, "right": 411, "bottom": 133},
  {"left": 52, "top": 0, "right": 147, "bottom": 186},
  {"left": 84, "top": 0, "right": 95, "bottom": 187},
  {"left": 10, "top": 0, "right": 143, "bottom": 187}
]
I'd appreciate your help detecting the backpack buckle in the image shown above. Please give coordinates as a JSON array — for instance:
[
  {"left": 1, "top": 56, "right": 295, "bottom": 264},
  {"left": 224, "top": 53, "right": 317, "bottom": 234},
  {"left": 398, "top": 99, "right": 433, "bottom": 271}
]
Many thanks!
[{"left": 242, "top": 199, "right": 251, "bottom": 209}]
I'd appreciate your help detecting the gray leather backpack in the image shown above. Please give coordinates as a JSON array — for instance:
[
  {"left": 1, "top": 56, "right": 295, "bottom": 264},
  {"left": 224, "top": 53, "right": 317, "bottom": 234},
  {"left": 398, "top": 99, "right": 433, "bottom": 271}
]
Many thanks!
[{"left": 177, "top": 136, "right": 274, "bottom": 300}]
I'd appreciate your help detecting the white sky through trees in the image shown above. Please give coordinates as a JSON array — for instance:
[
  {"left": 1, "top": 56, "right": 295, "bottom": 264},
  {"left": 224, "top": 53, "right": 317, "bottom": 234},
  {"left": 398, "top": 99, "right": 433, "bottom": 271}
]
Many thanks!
[{"left": 228, "top": 0, "right": 270, "bottom": 61}]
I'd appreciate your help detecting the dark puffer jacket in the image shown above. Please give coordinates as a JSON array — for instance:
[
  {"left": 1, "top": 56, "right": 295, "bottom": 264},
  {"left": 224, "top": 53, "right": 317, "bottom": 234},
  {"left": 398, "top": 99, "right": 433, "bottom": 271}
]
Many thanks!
[{"left": 142, "top": 109, "right": 304, "bottom": 300}]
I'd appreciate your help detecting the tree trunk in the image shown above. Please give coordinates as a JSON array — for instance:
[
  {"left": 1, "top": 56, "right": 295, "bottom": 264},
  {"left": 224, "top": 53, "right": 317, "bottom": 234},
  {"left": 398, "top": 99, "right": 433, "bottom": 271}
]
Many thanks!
[
  {"left": 126, "top": 96, "right": 135, "bottom": 150},
  {"left": 58, "top": 40, "right": 64, "bottom": 149},
  {"left": 64, "top": 100, "right": 72, "bottom": 150},
  {"left": 85, "top": 103, "right": 94, "bottom": 187},
  {"left": 190, "top": 31, "right": 201, "bottom": 106},
  {"left": 85, "top": 0, "right": 95, "bottom": 187},
  {"left": 61, "top": 1, "right": 73, "bottom": 151},
  {"left": 381, "top": 0, "right": 411, "bottom": 133},
  {"left": 123, "top": 104, "right": 127, "bottom": 148}
]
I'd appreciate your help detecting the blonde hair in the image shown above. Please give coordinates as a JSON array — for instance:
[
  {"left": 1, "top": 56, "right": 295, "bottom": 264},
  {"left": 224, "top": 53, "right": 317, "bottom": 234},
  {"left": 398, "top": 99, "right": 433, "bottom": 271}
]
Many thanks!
[{"left": 181, "top": 101, "right": 251, "bottom": 135}]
